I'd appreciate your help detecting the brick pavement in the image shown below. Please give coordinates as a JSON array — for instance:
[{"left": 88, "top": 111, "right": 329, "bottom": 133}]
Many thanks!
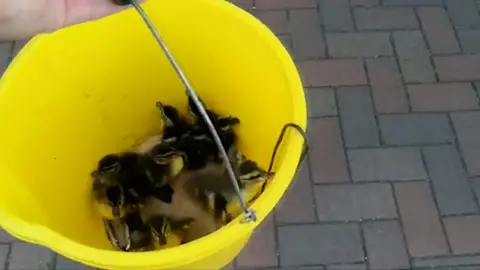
[{"left": 2, "top": 0, "right": 480, "bottom": 269}]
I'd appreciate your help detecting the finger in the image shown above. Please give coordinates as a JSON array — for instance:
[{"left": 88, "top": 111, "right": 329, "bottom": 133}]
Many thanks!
[{"left": 63, "top": 0, "right": 146, "bottom": 27}]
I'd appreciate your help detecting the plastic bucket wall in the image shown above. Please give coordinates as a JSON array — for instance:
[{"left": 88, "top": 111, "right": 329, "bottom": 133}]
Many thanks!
[{"left": 0, "top": 0, "right": 306, "bottom": 269}]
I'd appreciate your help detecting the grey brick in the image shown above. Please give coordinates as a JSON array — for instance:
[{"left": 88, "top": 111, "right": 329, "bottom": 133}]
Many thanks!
[
  {"left": 393, "top": 31, "right": 436, "bottom": 83},
  {"left": 408, "top": 83, "right": 479, "bottom": 112},
  {"left": 8, "top": 243, "right": 55, "bottom": 270},
  {"left": 418, "top": 7, "right": 460, "bottom": 54},
  {"left": 326, "top": 32, "right": 393, "bottom": 58},
  {"left": 278, "top": 224, "right": 364, "bottom": 266},
  {"left": 412, "top": 255, "right": 480, "bottom": 268},
  {"left": 0, "top": 42, "right": 12, "bottom": 75},
  {"left": 365, "top": 58, "right": 409, "bottom": 113},
  {"left": 290, "top": 9, "right": 326, "bottom": 59},
  {"left": 320, "top": 0, "right": 354, "bottom": 31},
  {"left": 354, "top": 7, "right": 419, "bottom": 30},
  {"left": 55, "top": 255, "right": 95, "bottom": 270},
  {"left": 351, "top": 0, "right": 378, "bottom": 7},
  {"left": 314, "top": 183, "right": 397, "bottom": 221},
  {"left": 415, "top": 267, "right": 480, "bottom": 270},
  {"left": 379, "top": 114, "right": 454, "bottom": 146},
  {"left": 275, "top": 161, "right": 317, "bottom": 224},
  {"left": 306, "top": 88, "right": 337, "bottom": 117},
  {"left": 12, "top": 40, "right": 28, "bottom": 56},
  {"left": 236, "top": 216, "right": 277, "bottom": 268},
  {"left": 445, "top": 0, "right": 480, "bottom": 29},
  {"left": 472, "top": 177, "right": 480, "bottom": 205},
  {"left": 458, "top": 30, "right": 480, "bottom": 53},
  {"left": 0, "top": 229, "right": 18, "bottom": 243},
  {"left": 256, "top": 11, "right": 288, "bottom": 35},
  {"left": 337, "top": 87, "right": 379, "bottom": 148},
  {"left": 0, "top": 245, "right": 9, "bottom": 269},
  {"left": 423, "top": 145, "right": 478, "bottom": 215},
  {"left": 382, "top": 0, "right": 441, "bottom": 5},
  {"left": 395, "top": 182, "right": 449, "bottom": 257},
  {"left": 327, "top": 264, "right": 367, "bottom": 270},
  {"left": 451, "top": 112, "right": 480, "bottom": 176},
  {"left": 363, "top": 220, "right": 410, "bottom": 270},
  {"left": 308, "top": 118, "right": 350, "bottom": 183},
  {"left": 348, "top": 148, "right": 427, "bottom": 182}
]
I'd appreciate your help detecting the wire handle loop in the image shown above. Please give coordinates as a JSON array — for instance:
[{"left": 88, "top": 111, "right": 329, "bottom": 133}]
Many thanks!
[{"left": 128, "top": 0, "right": 256, "bottom": 223}]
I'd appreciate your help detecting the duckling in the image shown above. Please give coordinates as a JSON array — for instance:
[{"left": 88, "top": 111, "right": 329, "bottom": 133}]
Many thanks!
[
  {"left": 91, "top": 155, "right": 130, "bottom": 220},
  {"left": 123, "top": 212, "right": 154, "bottom": 252},
  {"left": 148, "top": 216, "right": 194, "bottom": 248},
  {"left": 156, "top": 102, "right": 192, "bottom": 142},
  {"left": 103, "top": 218, "right": 131, "bottom": 251}
]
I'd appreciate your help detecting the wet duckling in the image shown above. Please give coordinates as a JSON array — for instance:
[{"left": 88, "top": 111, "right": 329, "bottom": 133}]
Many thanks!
[
  {"left": 91, "top": 155, "right": 130, "bottom": 220},
  {"left": 104, "top": 218, "right": 131, "bottom": 251},
  {"left": 123, "top": 212, "right": 154, "bottom": 251},
  {"left": 156, "top": 102, "right": 192, "bottom": 142},
  {"left": 149, "top": 216, "right": 195, "bottom": 248}
]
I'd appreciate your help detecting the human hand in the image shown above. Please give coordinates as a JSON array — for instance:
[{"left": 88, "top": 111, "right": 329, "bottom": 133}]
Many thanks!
[{"left": 0, "top": 0, "right": 144, "bottom": 40}]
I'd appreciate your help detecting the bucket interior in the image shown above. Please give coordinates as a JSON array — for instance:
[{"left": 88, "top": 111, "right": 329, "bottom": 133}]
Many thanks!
[{"left": 0, "top": 0, "right": 304, "bottom": 260}]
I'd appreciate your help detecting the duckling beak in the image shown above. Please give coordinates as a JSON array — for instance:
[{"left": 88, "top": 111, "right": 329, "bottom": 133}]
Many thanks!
[{"left": 112, "top": 206, "right": 121, "bottom": 218}]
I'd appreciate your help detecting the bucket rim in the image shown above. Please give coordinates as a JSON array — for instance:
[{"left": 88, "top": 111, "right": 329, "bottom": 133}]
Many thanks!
[{"left": 0, "top": 0, "right": 307, "bottom": 268}]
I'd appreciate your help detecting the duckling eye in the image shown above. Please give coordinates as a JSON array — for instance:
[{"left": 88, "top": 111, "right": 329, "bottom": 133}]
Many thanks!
[
  {"left": 106, "top": 186, "right": 123, "bottom": 206},
  {"left": 98, "top": 155, "right": 121, "bottom": 173}
]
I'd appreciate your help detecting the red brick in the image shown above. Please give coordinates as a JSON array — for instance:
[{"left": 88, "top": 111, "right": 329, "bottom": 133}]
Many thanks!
[
  {"left": 275, "top": 161, "right": 317, "bottom": 223},
  {"left": 255, "top": 0, "right": 317, "bottom": 10},
  {"left": 298, "top": 60, "right": 367, "bottom": 87},
  {"left": 418, "top": 7, "right": 460, "bottom": 54},
  {"left": 395, "top": 182, "right": 449, "bottom": 257},
  {"left": 289, "top": 9, "right": 325, "bottom": 59},
  {"left": 435, "top": 54, "right": 480, "bottom": 81},
  {"left": 366, "top": 58, "right": 409, "bottom": 113},
  {"left": 408, "top": 83, "right": 479, "bottom": 112},
  {"left": 308, "top": 118, "right": 349, "bottom": 183},
  {"left": 256, "top": 11, "right": 288, "bottom": 35},
  {"left": 351, "top": 0, "right": 379, "bottom": 7},
  {"left": 444, "top": 216, "right": 480, "bottom": 255},
  {"left": 236, "top": 216, "right": 278, "bottom": 268}
]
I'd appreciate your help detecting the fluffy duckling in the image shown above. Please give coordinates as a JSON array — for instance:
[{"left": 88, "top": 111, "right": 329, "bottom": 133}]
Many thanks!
[{"left": 91, "top": 155, "right": 131, "bottom": 220}]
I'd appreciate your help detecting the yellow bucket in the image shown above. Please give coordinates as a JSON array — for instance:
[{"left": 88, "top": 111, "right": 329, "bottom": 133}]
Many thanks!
[{"left": 0, "top": 0, "right": 306, "bottom": 269}]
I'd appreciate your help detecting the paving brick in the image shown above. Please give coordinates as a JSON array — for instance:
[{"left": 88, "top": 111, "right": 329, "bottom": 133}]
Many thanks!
[
  {"left": 231, "top": 0, "right": 254, "bottom": 11},
  {"left": 412, "top": 255, "right": 480, "bottom": 268},
  {"left": 435, "top": 54, "right": 480, "bottom": 81},
  {"left": 337, "top": 86, "right": 380, "bottom": 148},
  {"left": 414, "top": 265, "right": 480, "bottom": 270},
  {"left": 444, "top": 0, "right": 480, "bottom": 29},
  {"left": 256, "top": 11, "right": 288, "bottom": 34},
  {"left": 351, "top": 0, "right": 378, "bottom": 7},
  {"left": 326, "top": 32, "right": 393, "bottom": 58},
  {"left": 348, "top": 148, "right": 427, "bottom": 182},
  {"left": 307, "top": 118, "right": 349, "bottom": 183},
  {"left": 393, "top": 31, "right": 436, "bottom": 83},
  {"left": 423, "top": 145, "right": 478, "bottom": 215},
  {"left": 395, "top": 182, "right": 449, "bottom": 257},
  {"left": 306, "top": 88, "right": 337, "bottom": 117},
  {"left": 444, "top": 216, "right": 480, "bottom": 255},
  {"left": 365, "top": 58, "right": 409, "bottom": 113},
  {"left": 222, "top": 261, "right": 235, "bottom": 270},
  {"left": 278, "top": 224, "right": 364, "bottom": 266},
  {"left": 320, "top": 0, "right": 354, "bottom": 31},
  {"left": 55, "top": 254, "right": 95, "bottom": 270},
  {"left": 472, "top": 177, "right": 480, "bottom": 205},
  {"left": 255, "top": 0, "right": 317, "bottom": 10},
  {"left": 314, "top": 183, "right": 397, "bottom": 221},
  {"left": 379, "top": 114, "right": 454, "bottom": 146},
  {"left": 327, "top": 264, "right": 367, "bottom": 270},
  {"left": 363, "top": 220, "right": 410, "bottom": 270},
  {"left": 382, "top": 0, "right": 441, "bottom": 5},
  {"left": 458, "top": 30, "right": 480, "bottom": 53},
  {"left": 289, "top": 9, "right": 326, "bottom": 60},
  {"left": 12, "top": 40, "right": 28, "bottom": 56},
  {"left": 451, "top": 112, "right": 480, "bottom": 176},
  {"left": 0, "top": 245, "right": 8, "bottom": 269},
  {"left": 408, "top": 83, "right": 479, "bottom": 112},
  {"left": 418, "top": 7, "right": 460, "bottom": 54},
  {"left": 0, "top": 42, "right": 12, "bottom": 76},
  {"left": 0, "top": 229, "right": 18, "bottom": 243},
  {"left": 278, "top": 34, "right": 292, "bottom": 55},
  {"left": 298, "top": 60, "right": 367, "bottom": 87},
  {"left": 354, "top": 7, "right": 419, "bottom": 30},
  {"left": 275, "top": 161, "right": 317, "bottom": 224},
  {"left": 8, "top": 243, "right": 55, "bottom": 270},
  {"left": 236, "top": 216, "right": 277, "bottom": 268}
]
